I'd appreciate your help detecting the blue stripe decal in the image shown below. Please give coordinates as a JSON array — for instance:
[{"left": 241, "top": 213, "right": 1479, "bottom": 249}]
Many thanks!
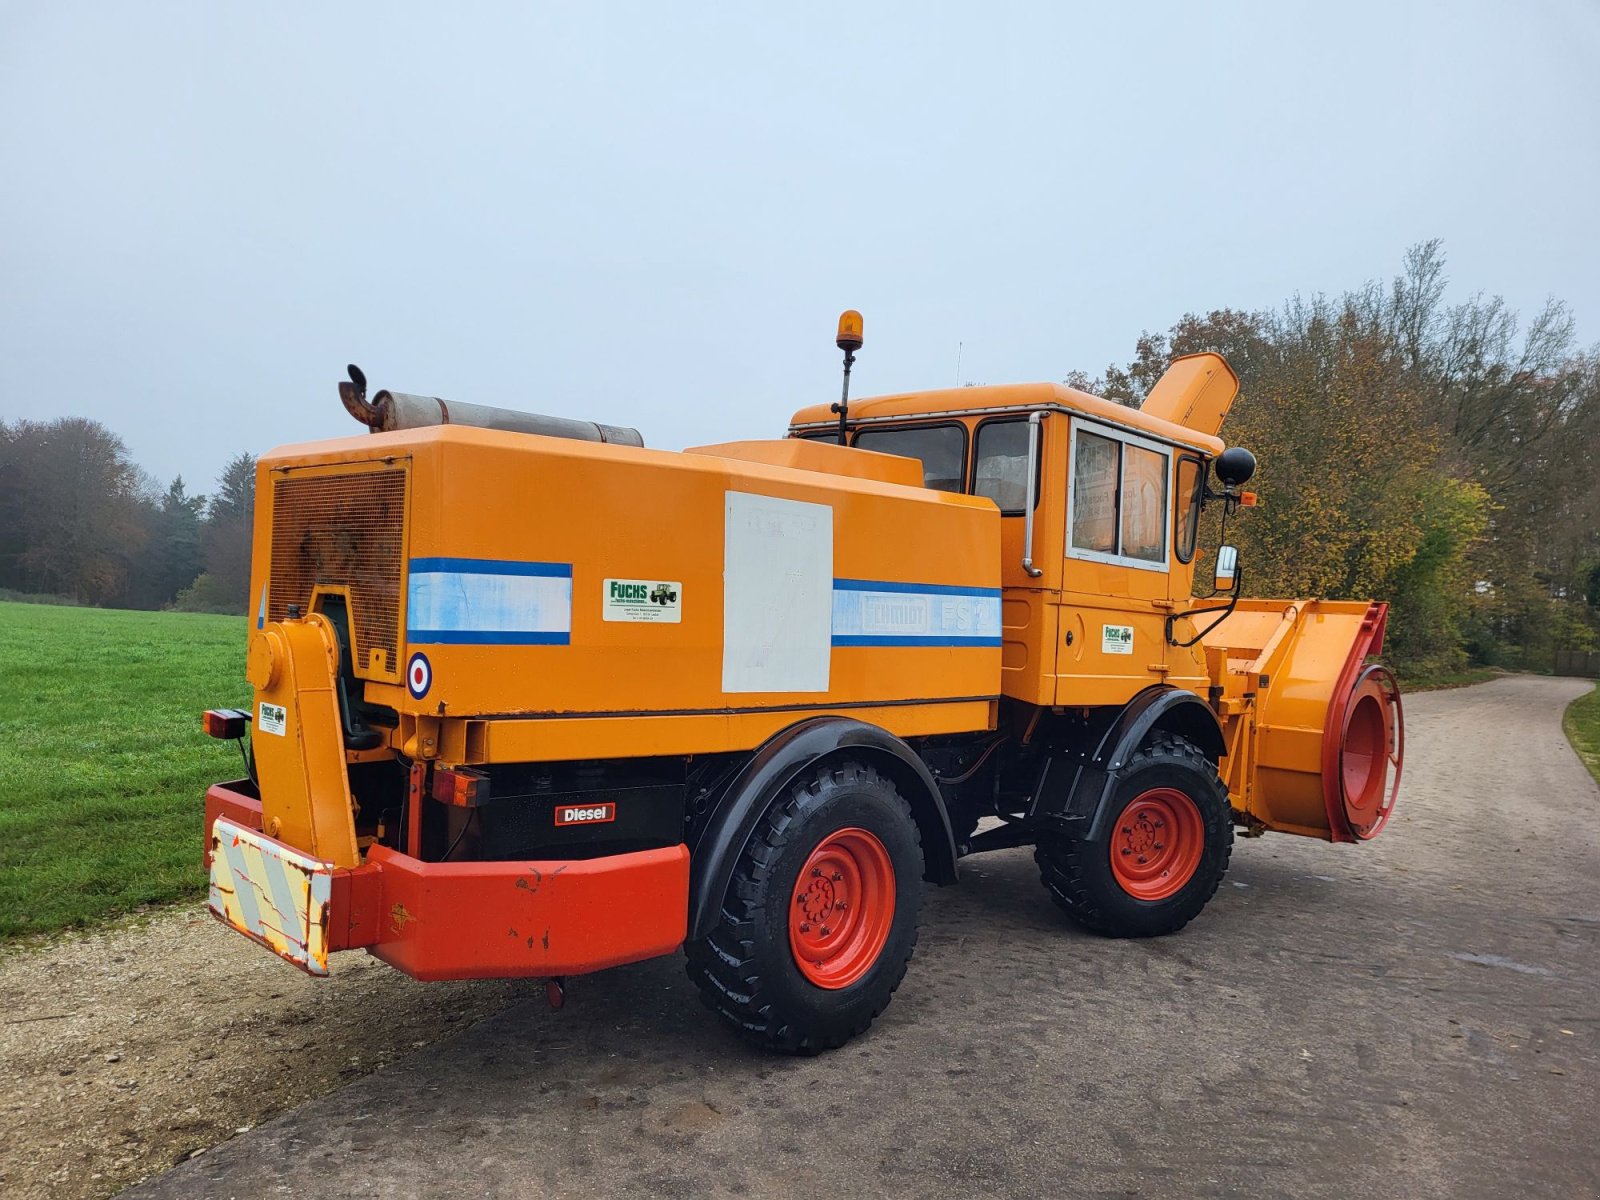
[
  {"left": 409, "top": 557, "right": 572, "bottom": 578},
  {"left": 407, "top": 560, "right": 573, "bottom": 646},
  {"left": 830, "top": 578, "right": 1001, "bottom": 648},
  {"left": 833, "top": 578, "right": 1002, "bottom": 599},
  {"left": 407, "top": 629, "right": 571, "bottom": 646},
  {"left": 833, "top": 634, "right": 1004, "bottom": 648}
]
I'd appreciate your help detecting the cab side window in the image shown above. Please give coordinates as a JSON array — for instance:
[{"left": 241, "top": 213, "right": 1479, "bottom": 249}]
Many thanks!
[
  {"left": 972, "top": 420, "right": 1037, "bottom": 513},
  {"left": 854, "top": 424, "right": 967, "bottom": 492},
  {"left": 1068, "top": 424, "right": 1171, "bottom": 569},
  {"left": 1174, "top": 456, "right": 1204, "bottom": 563},
  {"left": 1120, "top": 444, "right": 1168, "bottom": 563}
]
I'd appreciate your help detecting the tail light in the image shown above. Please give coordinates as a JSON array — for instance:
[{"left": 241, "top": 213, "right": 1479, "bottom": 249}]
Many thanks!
[{"left": 203, "top": 709, "right": 251, "bottom": 740}]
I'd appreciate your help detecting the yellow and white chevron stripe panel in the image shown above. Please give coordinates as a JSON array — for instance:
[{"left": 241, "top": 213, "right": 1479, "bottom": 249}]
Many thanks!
[{"left": 208, "top": 816, "right": 333, "bottom": 975}]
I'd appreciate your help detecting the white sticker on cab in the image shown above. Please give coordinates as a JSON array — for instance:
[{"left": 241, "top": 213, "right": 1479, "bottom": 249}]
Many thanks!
[
  {"left": 604, "top": 578, "right": 682, "bottom": 623},
  {"left": 258, "top": 702, "right": 287, "bottom": 736},
  {"left": 1102, "top": 624, "right": 1134, "bottom": 655}
]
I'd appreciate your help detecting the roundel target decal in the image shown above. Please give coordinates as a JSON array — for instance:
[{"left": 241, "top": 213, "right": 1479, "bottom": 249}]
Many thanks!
[{"left": 406, "top": 652, "right": 432, "bottom": 700}]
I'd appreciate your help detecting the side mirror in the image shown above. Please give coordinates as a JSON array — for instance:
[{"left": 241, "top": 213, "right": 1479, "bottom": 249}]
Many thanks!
[
  {"left": 1214, "top": 544, "right": 1240, "bottom": 593},
  {"left": 1214, "top": 447, "right": 1256, "bottom": 488}
]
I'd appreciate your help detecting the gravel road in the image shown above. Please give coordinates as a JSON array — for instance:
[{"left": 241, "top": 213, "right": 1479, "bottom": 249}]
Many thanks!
[
  {"left": 12, "top": 675, "right": 1600, "bottom": 1199},
  {"left": 0, "top": 911, "right": 530, "bottom": 1198}
]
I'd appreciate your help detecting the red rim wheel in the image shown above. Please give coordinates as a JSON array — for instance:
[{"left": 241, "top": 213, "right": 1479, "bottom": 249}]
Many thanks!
[
  {"left": 1109, "top": 787, "right": 1205, "bottom": 901},
  {"left": 788, "top": 827, "right": 897, "bottom": 989}
]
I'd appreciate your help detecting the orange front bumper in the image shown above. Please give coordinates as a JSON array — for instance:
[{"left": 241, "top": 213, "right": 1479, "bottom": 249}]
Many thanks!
[{"left": 203, "top": 782, "right": 690, "bottom": 981}]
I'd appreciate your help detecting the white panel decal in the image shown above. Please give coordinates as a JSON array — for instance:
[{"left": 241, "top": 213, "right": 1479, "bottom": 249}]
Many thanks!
[{"left": 722, "top": 491, "right": 832, "bottom": 693}]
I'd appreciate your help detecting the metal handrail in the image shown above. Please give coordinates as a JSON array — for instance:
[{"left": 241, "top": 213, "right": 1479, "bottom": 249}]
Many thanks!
[{"left": 1022, "top": 411, "right": 1046, "bottom": 578}]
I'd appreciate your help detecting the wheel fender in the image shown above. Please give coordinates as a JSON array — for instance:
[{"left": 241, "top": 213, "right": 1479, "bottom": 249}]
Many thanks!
[
  {"left": 1054, "top": 687, "right": 1226, "bottom": 843},
  {"left": 686, "top": 717, "right": 957, "bottom": 942}
]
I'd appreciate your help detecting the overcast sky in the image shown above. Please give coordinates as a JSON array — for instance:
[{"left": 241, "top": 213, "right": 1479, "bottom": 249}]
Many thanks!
[{"left": 3, "top": 2, "right": 1597, "bottom": 492}]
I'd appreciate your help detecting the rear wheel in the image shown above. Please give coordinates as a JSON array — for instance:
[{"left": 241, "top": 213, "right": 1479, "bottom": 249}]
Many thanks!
[
  {"left": 1036, "top": 732, "right": 1232, "bottom": 937},
  {"left": 685, "top": 761, "right": 924, "bottom": 1054}
]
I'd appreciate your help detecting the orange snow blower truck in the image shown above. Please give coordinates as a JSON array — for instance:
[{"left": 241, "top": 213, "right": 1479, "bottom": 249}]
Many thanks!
[{"left": 201, "top": 313, "right": 1402, "bottom": 1052}]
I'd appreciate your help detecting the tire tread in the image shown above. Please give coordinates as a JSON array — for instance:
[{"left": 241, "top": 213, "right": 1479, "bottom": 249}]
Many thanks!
[
  {"left": 685, "top": 763, "right": 922, "bottom": 1054},
  {"left": 1035, "top": 732, "right": 1232, "bottom": 938}
]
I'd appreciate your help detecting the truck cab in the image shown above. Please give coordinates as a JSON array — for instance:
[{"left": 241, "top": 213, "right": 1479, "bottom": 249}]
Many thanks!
[{"left": 785, "top": 355, "right": 1237, "bottom": 711}]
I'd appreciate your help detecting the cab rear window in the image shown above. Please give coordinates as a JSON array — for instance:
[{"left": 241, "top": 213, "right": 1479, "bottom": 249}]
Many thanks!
[{"left": 853, "top": 425, "right": 967, "bottom": 492}]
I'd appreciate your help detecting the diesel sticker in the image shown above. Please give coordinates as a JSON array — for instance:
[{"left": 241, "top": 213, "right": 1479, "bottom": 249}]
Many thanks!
[
  {"left": 603, "top": 578, "right": 682, "bottom": 624},
  {"left": 258, "top": 702, "right": 288, "bottom": 736},
  {"left": 555, "top": 802, "right": 617, "bottom": 826},
  {"left": 1102, "top": 624, "right": 1134, "bottom": 655}
]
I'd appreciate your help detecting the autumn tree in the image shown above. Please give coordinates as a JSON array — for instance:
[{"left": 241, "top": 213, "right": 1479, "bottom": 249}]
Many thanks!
[
  {"left": 1092, "top": 254, "right": 1501, "bottom": 674},
  {"left": 0, "top": 418, "right": 151, "bottom": 603}
]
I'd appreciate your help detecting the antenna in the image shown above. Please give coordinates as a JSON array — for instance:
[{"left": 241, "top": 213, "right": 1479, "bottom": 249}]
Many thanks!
[{"left": 955, "top": 341, "right": 963, "bottom": 387}]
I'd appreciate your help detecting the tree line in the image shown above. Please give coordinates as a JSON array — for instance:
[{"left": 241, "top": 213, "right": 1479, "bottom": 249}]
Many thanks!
[
  {"left": 1067, "top": 242, "right": 1600, "bottom": 677},
  {"left": 2, "top": 242, "right": 1596, "bottom": 678},
  {"left": 0, "top": 421, "right": 253, "bottom": 614}
]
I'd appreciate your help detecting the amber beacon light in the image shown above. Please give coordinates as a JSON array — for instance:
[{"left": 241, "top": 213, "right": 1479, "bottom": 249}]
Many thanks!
[
  {"left": 832, "top": 309, "right": 864, "bottom": 443},
  {"left": 835, "top": 309, "right": 864, "bottom": 352}
]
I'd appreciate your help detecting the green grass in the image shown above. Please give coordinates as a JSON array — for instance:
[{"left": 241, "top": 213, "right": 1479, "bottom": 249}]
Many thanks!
[
  {"left": 0, "top": 602, "right": 250, "bottom": 940},
  {"left": 1564, "top": 682, "right": 1600, "bottom": 789},
  {"left": 1402, "top": 666, "right": 1500, "bottom": 692}
]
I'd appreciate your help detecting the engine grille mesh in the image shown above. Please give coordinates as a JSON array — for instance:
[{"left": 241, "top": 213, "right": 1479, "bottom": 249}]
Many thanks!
[{"left": 269, "top": 469, "right": 407, "bottom": 676}]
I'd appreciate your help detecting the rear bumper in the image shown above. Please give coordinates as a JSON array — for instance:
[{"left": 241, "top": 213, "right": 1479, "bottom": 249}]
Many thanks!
[{"left": 203, "top": 782, "right": 689, "bottom": 981}]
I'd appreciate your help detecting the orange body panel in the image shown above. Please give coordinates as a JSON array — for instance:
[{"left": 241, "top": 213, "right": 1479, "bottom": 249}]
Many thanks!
[
  {"left": 250, "top": 426, "right": 1003, "bottom": 766},
  {"left": 1137, "top": 353, "right": 1240, "bottom": 437}
]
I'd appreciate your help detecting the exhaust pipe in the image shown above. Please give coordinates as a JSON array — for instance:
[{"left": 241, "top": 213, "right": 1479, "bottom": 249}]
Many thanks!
[{"left": 338, "top": 364, "right": 644, "bottom": 447}]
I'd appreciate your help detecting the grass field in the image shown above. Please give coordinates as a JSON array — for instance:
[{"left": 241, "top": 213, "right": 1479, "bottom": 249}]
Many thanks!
[
  {"left": 1564, "top": 681, "right": 1600, "bottom": 789},
  {"left": 0, "top": 602, "right": 249, "bottom": 940},
  {"left": 1403, "top": 666, "right": 1500, "bottom": 692}
]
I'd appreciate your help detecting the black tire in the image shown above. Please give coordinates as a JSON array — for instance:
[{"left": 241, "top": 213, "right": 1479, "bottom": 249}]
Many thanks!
[
  {"left": 685, "top": 760, "right": 925, "bottom": 1054},
  {"left": 1035, "top": 732, "right": 1232, "bottom": 938}
]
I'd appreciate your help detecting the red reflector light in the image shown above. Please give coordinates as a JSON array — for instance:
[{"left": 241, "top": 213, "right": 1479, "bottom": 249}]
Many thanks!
[
  {"left": 1238, "top": 491, "right": 1259, "bottom": 507},
  {"left": 203, "top": 708, "right": 251, "bottom": 739},
  {"left": 432, "top": 767, "right": 490, "bottom": 808}
]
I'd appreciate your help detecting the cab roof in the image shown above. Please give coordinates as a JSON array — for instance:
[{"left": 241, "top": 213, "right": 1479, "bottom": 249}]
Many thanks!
[{"left": 788, "top": 381, "right": 1226, "bottom": 457}]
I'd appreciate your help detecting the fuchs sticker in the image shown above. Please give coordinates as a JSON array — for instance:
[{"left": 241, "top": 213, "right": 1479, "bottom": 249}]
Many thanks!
[
  {"left": 603, "top": 578, "right": 682, "bottom": 623},
  {"left": 555, "top": 802, "right": 617, "bottom": 826},
  {"left": 1102, "top": 624, "right": 1134, "bottom": 655},
  {"left": 406, "top": 652, "right": 432, "bottom": 699},
  {"left": 258, "top": 702, "right": 287, "bottom": 736}
]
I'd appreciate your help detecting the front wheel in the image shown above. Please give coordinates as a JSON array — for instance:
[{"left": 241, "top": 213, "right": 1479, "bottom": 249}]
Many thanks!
[
  {"left": 685, "top": 760, "right": 925, "bottom": 1054},
  {"left": 1036, "top": 732, "right": 1233, "bottom": 937}
]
